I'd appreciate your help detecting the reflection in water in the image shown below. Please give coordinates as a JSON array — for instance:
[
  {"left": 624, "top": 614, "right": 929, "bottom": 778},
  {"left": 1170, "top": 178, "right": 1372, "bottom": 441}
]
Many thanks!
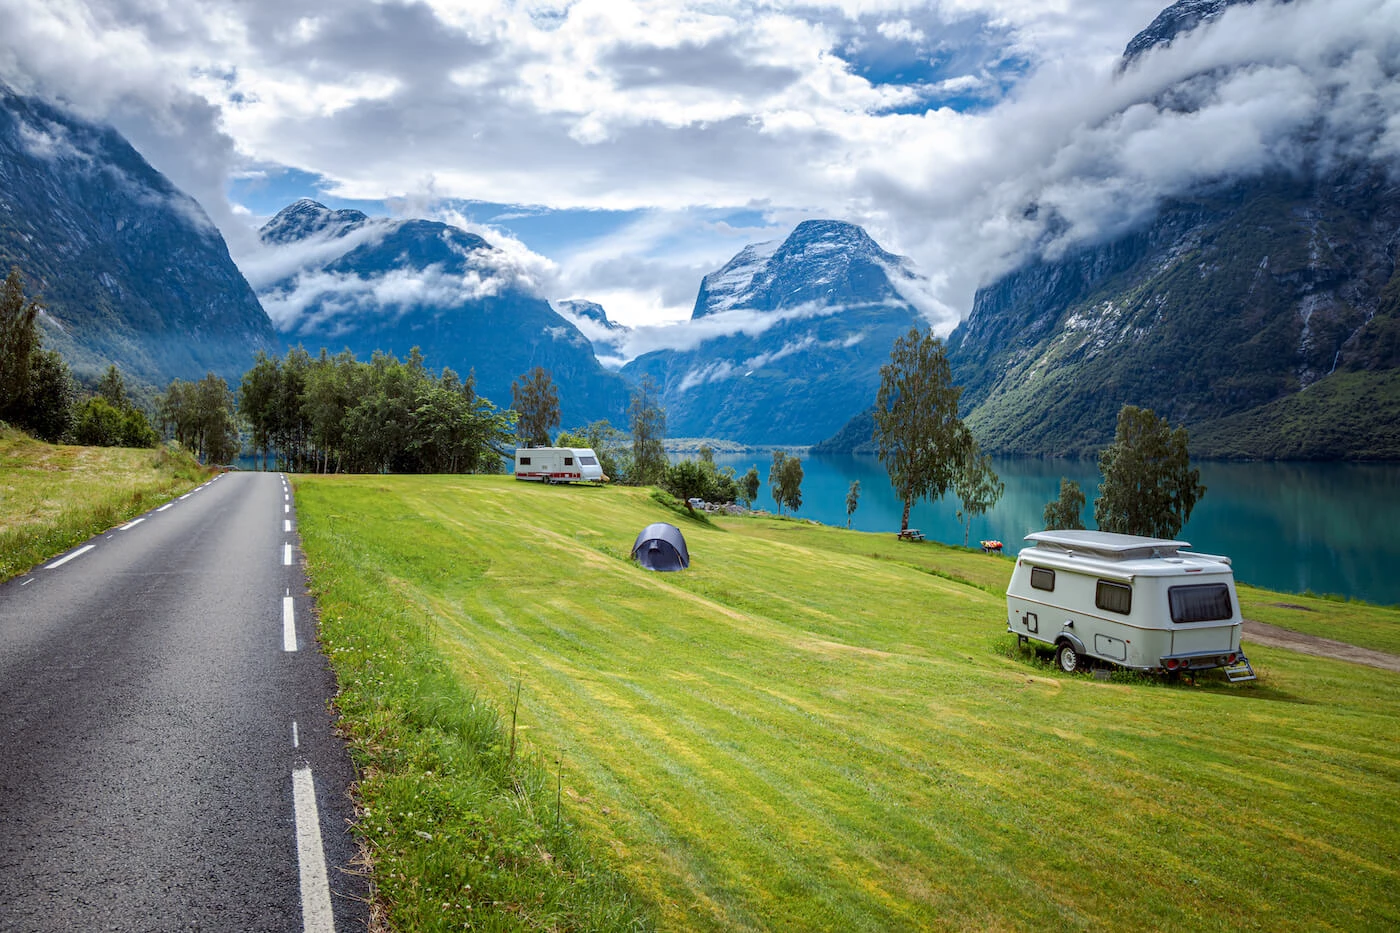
[{"left": 703, "top": 453, "right": 1400, "bottom": 605}]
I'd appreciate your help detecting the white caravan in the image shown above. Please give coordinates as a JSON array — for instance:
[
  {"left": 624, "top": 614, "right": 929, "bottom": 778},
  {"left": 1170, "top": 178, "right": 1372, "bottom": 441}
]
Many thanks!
[
  {"left": 513, "top": 447, "right": 606, "bottom": 484},
  {"left": 1006, "top": 530, "right": 1255, "bottom": 680}
]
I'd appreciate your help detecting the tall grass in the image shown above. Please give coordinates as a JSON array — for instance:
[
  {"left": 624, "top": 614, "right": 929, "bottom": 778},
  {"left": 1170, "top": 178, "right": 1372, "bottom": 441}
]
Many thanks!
[{"left": 0, "top": 428, "right": 208, "bottom": 580}]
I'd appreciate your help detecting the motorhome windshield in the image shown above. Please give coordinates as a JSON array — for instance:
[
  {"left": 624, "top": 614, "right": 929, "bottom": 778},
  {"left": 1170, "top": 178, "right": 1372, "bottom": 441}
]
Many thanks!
[{"left": 1169, "top": 584, "right": 1233, "bottom": 623}]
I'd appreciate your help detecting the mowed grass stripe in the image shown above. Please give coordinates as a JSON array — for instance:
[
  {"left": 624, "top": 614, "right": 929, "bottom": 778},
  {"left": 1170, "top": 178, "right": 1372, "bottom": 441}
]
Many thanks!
[{"left": 296, "top": 474, "right": 1400, "bottom": 932}]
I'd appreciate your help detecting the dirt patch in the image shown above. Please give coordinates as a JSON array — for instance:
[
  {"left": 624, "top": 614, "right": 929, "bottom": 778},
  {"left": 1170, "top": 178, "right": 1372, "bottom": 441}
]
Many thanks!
[
  {"left": 1268, "top": 602, "right": 1316, "bottom": 612},
  {"left": 1243, "top": 619, "right": 1400, "bottom": 674}
]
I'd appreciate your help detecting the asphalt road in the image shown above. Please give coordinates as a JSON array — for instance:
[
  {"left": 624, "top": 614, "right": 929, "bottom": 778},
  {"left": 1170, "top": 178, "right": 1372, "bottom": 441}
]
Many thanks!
[{"left": 0, "top": 471, "right": 367, "bottom": 932}]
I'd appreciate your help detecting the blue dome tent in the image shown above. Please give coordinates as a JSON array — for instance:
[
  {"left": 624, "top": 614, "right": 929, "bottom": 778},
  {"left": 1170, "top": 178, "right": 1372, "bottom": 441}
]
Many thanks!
[{"left": 630, "top": 522, "right": 690, "bottom": 572}]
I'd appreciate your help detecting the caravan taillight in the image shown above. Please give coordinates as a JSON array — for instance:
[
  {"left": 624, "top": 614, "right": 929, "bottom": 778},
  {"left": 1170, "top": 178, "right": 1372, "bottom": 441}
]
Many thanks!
[{"left": 1228, "top": 653, "right": 1237, "bottom": 664}]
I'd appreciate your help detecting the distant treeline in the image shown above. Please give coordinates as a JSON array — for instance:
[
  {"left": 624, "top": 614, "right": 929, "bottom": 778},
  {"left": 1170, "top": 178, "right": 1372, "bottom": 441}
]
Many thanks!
[{"left": 238, "top": 347, "right": 516, "bottom": 474}]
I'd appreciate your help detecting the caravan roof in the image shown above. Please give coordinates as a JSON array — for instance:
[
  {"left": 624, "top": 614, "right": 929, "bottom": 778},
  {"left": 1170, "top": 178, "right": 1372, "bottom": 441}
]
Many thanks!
[
  {"left": 1020, "top": 530, "right": 1230, "bottom": 579},
  {"left": 1024, "top": 530, "right": 1188, "bottom": 559}
]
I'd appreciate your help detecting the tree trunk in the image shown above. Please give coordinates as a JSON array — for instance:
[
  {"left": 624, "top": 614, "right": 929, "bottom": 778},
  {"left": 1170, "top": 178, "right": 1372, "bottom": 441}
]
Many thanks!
[{"left": 901, "top": 498, "right": 912, "bottom": 532}]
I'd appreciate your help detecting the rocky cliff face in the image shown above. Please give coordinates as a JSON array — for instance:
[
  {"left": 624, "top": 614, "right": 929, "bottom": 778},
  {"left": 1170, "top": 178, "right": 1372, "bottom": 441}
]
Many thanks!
[
  {"left": 937, "top": 0, "right": 1400, "bottom": 460},
  {"left": 256, "top": 200, "right": 630, "bottom": 426},
  {"left": 620, "top": 220, "right": 927, "bottom": 444},
  {"left": 0, "top": 87, "right": 276, "bottom": 388},
  {"left": 946, "top": 173, "right": 1400, "bottom": 457}
]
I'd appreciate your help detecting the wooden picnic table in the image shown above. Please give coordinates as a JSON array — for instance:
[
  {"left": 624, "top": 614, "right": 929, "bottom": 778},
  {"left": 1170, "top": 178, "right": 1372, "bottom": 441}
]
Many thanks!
[{"left": 897, "top": 528, "right": 925, "bottom": 541}]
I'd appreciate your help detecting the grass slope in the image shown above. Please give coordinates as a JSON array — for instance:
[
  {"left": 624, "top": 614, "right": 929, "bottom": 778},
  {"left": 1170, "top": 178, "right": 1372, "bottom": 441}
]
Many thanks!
[
  {"left": 295, "top": 475, "right": 1400, "bottom": 932},
  {"left": 0, "top": 427, "right": 207, "bottom": 580}
]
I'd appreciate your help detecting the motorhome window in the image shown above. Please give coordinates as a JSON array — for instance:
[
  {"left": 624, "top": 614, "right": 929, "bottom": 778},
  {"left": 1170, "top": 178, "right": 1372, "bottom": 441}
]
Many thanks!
[
  {"left": 1030, "top": 567, "right": 1055, "bottom": 591},
  {"left": 564, "top": 457, "right": 574, "bottom": 466},
  {"left": 1169, "top": 584, "right": 1233, "bottom": 623},
  {"left": 579, "top": 456, "right": 598, "bottom": 466},
  {"left": 519, "top": 456, "right": 531, "bottom": 465},
  {"left": 1095, "top": 581, "right": 1132, "bottom": 614}
]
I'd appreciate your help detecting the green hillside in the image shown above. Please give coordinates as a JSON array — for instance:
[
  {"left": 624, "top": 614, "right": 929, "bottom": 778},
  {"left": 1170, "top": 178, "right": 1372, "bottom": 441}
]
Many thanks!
[
  {"left": 295, "top": 474, "right": 1400, "bottom": 931},
  {"left": 1189, "top": 370, "right": 1400, "bottom": 459}
]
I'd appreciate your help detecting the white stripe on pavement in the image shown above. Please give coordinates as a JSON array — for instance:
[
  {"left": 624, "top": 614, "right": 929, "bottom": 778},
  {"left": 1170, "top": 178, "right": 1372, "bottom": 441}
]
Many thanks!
[
  {"left": 119, "top": 518, "right": 145, "bottom": 531},
  {"left": 285, "top": 520, "right": 292, "bottom": 533},
  {"left": 156, "top": 503, "right": 173, "bottom": 512},
  {"left": 46, "top": 545, "right": 95, "bottom": 569},
  {"left": 291, "top": 767, "right": 336, "bottom": 933},
  {"left": 283, "top": 596, "right": 297, "bottom": 652},
  {"left": 284, "top": 543, "right": 293, "bottom": 566}
]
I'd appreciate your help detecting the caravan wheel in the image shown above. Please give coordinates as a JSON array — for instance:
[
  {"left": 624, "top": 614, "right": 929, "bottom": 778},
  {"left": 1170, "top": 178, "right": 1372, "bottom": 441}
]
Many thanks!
[{"left": 1056, "top": 643, "right": 1083, "bottom": 674}]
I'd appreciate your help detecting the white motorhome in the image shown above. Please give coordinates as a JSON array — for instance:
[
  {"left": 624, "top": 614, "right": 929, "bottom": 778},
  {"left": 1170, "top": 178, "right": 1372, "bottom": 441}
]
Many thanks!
[
  {"left": 1006, "top": 530, "right": 1255, "bottom": 680},
  {"left": 513, "top": 447, "right": 606, "bottom": 484}
]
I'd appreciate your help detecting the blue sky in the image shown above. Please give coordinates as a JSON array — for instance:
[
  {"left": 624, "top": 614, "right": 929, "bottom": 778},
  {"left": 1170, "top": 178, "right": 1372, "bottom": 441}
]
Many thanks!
[{"left": 1, "top": 0, "right": 1394, "bottom": 333}]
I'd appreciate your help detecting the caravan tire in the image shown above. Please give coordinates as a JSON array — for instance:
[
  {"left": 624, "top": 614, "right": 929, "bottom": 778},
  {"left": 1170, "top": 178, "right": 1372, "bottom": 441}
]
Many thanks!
[{"left": 1056, "top": 642, "right": 1083, "bottom": 674}]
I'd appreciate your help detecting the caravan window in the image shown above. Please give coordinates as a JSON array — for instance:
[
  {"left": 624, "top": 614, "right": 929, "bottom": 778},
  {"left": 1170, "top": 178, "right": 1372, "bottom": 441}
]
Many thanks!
[
  {"left": 1169, "top": 584, "right": 1233, "bottom": 623},
  {"left": 1095, "top": 580, "right": 1132, "bottom": 615},
  {"left": 579, "top": 456, "right": 598, "bottom": 466},
  {"left": 1029, "top": 567, "right": 1055, "bottom": 591},
  {"left": 564, "top": 457, "right": 574, "bottom": 466},
  {"left": 519, "top": 456, "right": 531, "bottom": 465}
]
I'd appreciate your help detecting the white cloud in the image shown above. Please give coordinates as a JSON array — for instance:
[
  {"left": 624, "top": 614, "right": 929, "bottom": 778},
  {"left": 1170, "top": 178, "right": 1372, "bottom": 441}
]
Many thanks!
[{"left": 0, "top": 0, "right": 1395, "bottom": 340}]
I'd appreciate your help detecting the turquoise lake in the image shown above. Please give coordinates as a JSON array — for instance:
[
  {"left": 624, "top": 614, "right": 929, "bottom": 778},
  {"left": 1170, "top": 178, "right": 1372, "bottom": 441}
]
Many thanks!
[{"left": 705, "top": 453, "right": 1400, "bottom": 606}]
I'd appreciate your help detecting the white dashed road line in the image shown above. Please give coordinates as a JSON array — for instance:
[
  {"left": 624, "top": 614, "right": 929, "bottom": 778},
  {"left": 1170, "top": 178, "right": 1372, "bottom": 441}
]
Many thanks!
[
  {"left": 156, "top": 503, "right": 173, "bottom": 512},
  {"left": 292, "top": 721, "right": 300, "bottom": 749},
  {"left": 46, "top": 545, "right": 95, "bottom": 569},
  {"left": 283, "top": 596, "right": 297, "bottom": 652},
  {"left": 284, "top": 543, "right": 293, "bottom": 566},
  {"left": 119, "top": 518, "right": 145, "bottom": 531},
  {"left": 285, "top": 520, "right": 292, "bottom": 533},
  {"left": 291, "top": 767, "right": 336, "bottom": 933}
]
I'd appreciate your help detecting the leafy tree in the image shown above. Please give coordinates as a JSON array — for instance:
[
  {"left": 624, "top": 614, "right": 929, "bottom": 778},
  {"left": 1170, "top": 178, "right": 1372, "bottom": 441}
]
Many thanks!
[
  {"left": 160, "top": 373, "right": 239, "bottom": 464},
  {"left": 628, "top": 375, "right": 667, "bottom": 486},
  {"left": 96, "top": 365, "right": 128, "bottom": 409},
  {"left": 768, "top": 451, "right": 804, "bottom": 516},
  {"left": 558, "top": 420, "right": 627, "bottom": 482},
  {"left": 739, "top": 466, "right": 761, "bottom": 507},
  {"left": 18, "top": 348, "right": 75, "bottom": 442},
  {"left": 953, "top": 447, "right": 1004, "bottom": 546},
  {"left": 697, "top": 444, "right": 714, "bottom": 464},
  {"left": 73, "top": 397, "right": 125, "bottom": 447},
  {"left": 239, "top": 351, "right": 282, "bottom": 470},
  {"left": 1043, "top": 478, "right": 1087, "bottom": 530},
  {"left": 511, "top": 366, "right": 560, "bottom": 448},
  {"left": 663, "top": 459, "right": 712, "bottom": 513},
  {"left": 1095, "top": 405, "right": 1206, "bottom": 539},
  {"left": 845, "top": 480, "right": 861, "bottom": 529},
  {"left": 0, "top": 267, "right": 39, "bottom": 420},
  {"left": 874, "top": 326, "right": 969, "bottom": 533},
  {"left": 73, "top": 396, "right": 158, "bottom": 448}
]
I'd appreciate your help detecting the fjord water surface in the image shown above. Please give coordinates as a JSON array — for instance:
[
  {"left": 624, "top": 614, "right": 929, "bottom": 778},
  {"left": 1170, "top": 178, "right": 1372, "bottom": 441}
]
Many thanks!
[{"left": 708, "top": 453, "right": 1400, "bottom": 606}]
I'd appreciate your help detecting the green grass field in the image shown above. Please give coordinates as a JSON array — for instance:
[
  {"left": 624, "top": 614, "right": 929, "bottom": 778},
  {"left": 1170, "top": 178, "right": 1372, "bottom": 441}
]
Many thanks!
[
  {"left": 0, "top": 427, "right": 208, "bottom": 581},
  {"left": 295, "top": 474, "right": 1400, "bottom": 931}
]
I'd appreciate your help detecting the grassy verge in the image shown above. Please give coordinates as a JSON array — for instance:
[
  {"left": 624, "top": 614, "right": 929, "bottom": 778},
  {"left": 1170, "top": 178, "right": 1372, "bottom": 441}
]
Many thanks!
[
  {"left": 295, "top": 474, "right": 1400, "bottom": 931},
  {"left": 0, "top": 427, "right": 209, "bottom": 581}
]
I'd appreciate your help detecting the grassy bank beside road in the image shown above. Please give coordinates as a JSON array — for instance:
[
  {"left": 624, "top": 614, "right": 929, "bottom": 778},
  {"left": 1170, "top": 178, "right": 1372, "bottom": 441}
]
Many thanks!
[
  {"left": 0, "top": 427, "right": 208, "bottom": 581},
  {"left": 295, "top": 473, "right": 1400, "bottom": 932}
]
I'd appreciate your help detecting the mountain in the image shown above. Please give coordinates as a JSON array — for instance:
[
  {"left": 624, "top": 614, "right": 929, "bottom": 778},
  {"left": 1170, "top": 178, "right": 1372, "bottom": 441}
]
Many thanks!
[
  {"left": 256, "top": 201, "right": 629, "bottom": 427},
  {"left": 553, "top": 298, "right": 630, "bottom": 361},
  {"left": 0, "top": 86, "right": 276, "bottom": 389},
  {"left": 1121, "top": 0, "right": 1286, "bottom": 67},
  {"left": 619, "top": 220, "right": 926, "bottom": 444},
  {"left": 925, "top": 0, "right": 1400, "bottom": 460}
]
